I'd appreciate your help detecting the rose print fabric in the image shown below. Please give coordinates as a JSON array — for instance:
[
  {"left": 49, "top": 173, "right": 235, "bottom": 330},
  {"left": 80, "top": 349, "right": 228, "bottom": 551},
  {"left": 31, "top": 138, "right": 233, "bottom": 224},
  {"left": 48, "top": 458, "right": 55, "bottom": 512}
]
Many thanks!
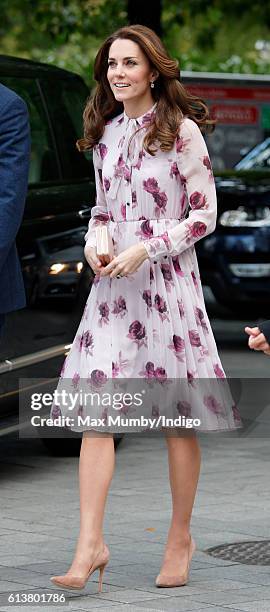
[{"left": 50, "top": 102, "right": 241, "bottom": 433}]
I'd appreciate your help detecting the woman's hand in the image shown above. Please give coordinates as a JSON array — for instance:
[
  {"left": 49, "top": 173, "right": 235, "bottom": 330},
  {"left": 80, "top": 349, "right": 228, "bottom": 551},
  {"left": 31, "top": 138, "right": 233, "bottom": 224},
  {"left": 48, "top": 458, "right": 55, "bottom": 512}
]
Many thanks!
[
  {"left": 99, "top": 243, "right": 149, "bottom": 279},
  {"left": 84, "top": 245, "right": 114, "bottom": 275}
]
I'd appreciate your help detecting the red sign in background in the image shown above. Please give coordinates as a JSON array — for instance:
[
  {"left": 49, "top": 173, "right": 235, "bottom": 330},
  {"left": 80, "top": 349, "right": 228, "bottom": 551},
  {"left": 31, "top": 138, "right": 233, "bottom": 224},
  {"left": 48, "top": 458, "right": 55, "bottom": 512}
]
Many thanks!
[
  {"left": 185, "top": 81, "right": 269, "bottom": 166},
  {"left": 186, "top": 84, "right": 270, "bottom": 102},
  {"left": 211, "top": 104, "right": 258, "bottom": 124}
]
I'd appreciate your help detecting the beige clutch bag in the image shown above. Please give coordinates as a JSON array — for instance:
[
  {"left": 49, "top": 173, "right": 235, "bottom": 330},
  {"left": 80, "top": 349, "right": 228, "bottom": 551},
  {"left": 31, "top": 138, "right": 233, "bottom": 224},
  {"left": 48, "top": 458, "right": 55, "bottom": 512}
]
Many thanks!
[{"left": 95, "top": 225, "right": 114, "bottom": 258}]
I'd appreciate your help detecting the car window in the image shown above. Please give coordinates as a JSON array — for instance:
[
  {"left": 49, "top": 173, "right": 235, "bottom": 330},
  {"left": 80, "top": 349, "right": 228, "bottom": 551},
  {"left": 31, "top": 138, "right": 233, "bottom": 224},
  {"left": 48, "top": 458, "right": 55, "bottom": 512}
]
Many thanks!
[
  {"left": 43, "top": 77, "right": 92, "bottom": 180},
  {"left": 0, "top": 76, "right": 59, "bottom": 184}
]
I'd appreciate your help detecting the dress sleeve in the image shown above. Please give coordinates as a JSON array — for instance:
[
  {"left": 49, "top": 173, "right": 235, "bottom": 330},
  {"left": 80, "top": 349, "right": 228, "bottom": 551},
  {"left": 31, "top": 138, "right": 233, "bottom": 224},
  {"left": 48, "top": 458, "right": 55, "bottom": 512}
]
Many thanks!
[
  {"left": 84, "top": 145, "right": 110, "bottom": 248},
  {"left": 142, "top": 117, "right": 217, "bottom": 261}
]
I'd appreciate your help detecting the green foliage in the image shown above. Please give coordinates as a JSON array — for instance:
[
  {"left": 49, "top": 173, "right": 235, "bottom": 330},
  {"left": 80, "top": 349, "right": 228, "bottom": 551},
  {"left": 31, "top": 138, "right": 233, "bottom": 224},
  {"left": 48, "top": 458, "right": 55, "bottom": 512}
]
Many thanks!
[
  {"left": 0, "top": 0, "right": 269, "bottom": 86},
  {"left": 162, "top": 0, "right": 270, "bottom": 75},
  {"left": 0, "top": 0, "right": 127, "bottom": 86}
]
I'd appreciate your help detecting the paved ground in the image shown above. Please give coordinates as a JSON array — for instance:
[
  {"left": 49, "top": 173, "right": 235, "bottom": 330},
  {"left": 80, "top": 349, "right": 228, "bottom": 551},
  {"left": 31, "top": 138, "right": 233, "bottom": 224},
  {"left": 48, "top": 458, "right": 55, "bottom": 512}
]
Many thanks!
[{"left": 1, "top": 307, "right": 270, "bottom": 611}]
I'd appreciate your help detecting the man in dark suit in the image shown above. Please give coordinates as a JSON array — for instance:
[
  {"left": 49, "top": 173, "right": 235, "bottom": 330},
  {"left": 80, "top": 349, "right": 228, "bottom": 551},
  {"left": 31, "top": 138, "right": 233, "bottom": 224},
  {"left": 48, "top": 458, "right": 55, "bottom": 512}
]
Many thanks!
[{"left": 0, "top": 83, "right": 30, "bottom": 336}]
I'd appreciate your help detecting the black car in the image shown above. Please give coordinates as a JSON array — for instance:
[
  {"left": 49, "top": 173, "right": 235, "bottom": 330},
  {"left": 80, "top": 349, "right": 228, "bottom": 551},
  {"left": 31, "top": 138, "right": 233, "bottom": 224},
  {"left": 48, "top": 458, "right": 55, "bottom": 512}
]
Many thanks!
[
  {"left": 0, "top": 55, "right": 123, "bottom": 453},
  {"left": 197, "top": 138, "right": 270, "bottom": 313}
]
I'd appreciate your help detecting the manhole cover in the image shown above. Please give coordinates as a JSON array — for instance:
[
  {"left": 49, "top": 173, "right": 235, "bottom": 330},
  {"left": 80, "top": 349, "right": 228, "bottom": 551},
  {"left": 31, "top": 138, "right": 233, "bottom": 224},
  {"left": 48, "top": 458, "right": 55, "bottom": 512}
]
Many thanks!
[{"left": 206, "top": 541, "right": 270, "bottom": 565}]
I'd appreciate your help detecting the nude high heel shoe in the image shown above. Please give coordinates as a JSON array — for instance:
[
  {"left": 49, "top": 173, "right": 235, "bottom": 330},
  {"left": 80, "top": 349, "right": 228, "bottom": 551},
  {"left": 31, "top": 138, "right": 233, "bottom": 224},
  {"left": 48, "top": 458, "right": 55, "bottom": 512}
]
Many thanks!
[
  {"left": 155, "top": 536, "right": 196, "bottom": 587},
  {"left": 50, "top": 543, "right": 110, "bottom": 592}
]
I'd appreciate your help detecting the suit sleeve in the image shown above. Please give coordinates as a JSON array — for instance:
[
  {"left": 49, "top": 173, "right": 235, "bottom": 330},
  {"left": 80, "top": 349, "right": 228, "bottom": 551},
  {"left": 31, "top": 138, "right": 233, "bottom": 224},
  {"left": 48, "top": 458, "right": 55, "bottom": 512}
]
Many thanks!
[
  {"left": 84, "top": 145, "right": 110, "bottom": 248},
  {"left": 0, "top": 95, "right": 30, "bottom": 274},
  {"left": 142, "top": 117, "right": 217, "bottom": 261},
  {"left": 258, "top": 320, "right": 270, "bottom": 344}
]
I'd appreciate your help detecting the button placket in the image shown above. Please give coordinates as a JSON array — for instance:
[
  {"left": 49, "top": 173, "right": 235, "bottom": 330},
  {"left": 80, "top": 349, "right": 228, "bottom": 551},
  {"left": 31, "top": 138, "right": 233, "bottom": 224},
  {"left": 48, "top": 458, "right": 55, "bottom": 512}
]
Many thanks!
[
  {"left": 125, "top": 164, "right": 133, "bottom": 221},
  {"left": 126, "top": 117, "right": 141, "bottom": 222}
]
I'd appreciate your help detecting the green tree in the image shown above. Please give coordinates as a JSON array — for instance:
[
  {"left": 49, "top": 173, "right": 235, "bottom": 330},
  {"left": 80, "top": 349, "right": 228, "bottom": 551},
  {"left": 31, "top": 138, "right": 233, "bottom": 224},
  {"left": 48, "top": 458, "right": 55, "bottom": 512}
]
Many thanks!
[
  {"left": 0, "top": 0, "right": 269, "bottom": 83},
  {"left": 162, "top": 0, "right": 270, "bottom": 74},
  {"left": 0, "top": 0, "right": 127, "bottom": 85}
]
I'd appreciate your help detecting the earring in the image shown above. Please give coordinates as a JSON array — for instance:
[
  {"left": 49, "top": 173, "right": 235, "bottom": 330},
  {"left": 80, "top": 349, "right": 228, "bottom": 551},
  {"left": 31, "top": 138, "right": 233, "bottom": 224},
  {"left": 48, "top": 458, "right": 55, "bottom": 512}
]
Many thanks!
[{"left": 150, "top": 81, "right": 155, "bottom": 88}]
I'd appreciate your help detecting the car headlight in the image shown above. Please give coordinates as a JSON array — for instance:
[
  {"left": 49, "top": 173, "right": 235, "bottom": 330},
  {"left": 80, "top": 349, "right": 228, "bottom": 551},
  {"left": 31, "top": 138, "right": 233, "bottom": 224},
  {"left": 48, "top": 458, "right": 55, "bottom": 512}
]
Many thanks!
[
  {"left": 229, "top": 263, "right": 270, "bottom": 277},
  {"left": 49, "top": 262, "right": 84, "bottom": 275},
  {"left": 219, "top": 206, "right": 270, "bottom": 227}
]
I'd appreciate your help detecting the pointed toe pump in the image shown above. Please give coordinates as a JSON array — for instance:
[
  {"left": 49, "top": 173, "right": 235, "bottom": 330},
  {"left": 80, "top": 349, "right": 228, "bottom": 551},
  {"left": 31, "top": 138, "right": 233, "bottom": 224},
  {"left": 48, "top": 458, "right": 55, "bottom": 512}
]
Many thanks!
[
  {"left": 155, "top": 536, "right": 196, "bottom": 588},
  {"left": 50, "top": 543, "right": 110, "bottom": 592}
]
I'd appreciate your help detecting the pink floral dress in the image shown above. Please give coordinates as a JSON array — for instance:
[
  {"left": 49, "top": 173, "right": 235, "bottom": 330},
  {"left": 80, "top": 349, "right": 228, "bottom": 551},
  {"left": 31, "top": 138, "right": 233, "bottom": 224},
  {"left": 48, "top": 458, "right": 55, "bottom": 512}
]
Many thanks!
[{"left": 50, "top": 102, "right": 241, "bottom": 433}]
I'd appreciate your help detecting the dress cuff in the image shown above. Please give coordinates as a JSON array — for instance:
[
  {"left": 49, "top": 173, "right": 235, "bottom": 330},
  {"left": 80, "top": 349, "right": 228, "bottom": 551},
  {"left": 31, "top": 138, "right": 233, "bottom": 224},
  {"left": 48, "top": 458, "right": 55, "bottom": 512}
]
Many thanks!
[
  {"left": 84, "top": 213, "right": 111, "bottom": 249},
  {"left": 142, "top": 231, "right": 172, "bottom": 262},
  {"left": 84, "top": 236, "right": 97, "bottom": 249}
]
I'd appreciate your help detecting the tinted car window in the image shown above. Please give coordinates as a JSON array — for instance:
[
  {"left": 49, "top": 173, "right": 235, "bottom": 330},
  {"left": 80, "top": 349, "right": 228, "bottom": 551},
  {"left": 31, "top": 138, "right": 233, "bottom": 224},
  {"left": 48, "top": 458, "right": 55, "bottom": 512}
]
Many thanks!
[
  {"left": 0, "top": 76, "right": 59, "bottom": 184},
  {"left": 44, "top": 77, "right": 92, "bottom": 180}
]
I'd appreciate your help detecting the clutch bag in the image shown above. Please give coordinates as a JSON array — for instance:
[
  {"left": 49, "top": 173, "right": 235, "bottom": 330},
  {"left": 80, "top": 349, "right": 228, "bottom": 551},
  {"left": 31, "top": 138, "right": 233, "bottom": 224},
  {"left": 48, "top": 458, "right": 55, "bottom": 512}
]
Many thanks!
[{"left": 95, "top": 225, "right": 114, "bottom": 258}]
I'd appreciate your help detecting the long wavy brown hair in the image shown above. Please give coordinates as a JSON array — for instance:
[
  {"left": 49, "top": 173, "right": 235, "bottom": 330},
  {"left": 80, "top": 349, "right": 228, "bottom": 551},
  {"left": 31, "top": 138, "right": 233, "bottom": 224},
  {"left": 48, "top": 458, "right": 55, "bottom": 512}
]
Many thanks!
[{"left": 77, "top": 24, "right": 216, "bottom": 155}]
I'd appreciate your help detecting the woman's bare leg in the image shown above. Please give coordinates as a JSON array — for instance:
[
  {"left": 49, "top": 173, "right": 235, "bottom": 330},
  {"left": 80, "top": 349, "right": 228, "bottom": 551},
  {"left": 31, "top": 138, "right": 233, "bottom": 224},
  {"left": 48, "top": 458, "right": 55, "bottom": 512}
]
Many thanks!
[
  {"left": 158, "top": 432, "right": 201, "bottom": 577},
  {"left": 66, "top": 431, "right": 115, "bottom": 576}
]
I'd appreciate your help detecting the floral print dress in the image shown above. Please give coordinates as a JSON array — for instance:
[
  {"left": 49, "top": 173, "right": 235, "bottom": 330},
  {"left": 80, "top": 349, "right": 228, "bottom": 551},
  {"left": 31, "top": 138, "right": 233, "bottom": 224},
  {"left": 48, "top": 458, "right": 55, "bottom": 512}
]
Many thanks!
[{"left": 50, "top": 102, "right": 241, "bottom": 433}]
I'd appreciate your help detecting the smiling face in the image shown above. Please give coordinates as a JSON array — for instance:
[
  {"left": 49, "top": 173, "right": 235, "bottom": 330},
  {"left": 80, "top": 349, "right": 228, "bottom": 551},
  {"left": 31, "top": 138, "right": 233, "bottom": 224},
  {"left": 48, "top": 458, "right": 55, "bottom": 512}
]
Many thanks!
[{"left": 107, "top": 38, "right": 158, "bottom": 115}]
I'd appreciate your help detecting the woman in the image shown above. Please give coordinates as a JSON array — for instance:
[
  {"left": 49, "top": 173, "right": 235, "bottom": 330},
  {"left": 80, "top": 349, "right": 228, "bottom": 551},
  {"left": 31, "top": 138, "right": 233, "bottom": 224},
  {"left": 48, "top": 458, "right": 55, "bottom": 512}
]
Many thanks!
[{"left": 50, "top": 24, "right": 241, "bottom": 593}]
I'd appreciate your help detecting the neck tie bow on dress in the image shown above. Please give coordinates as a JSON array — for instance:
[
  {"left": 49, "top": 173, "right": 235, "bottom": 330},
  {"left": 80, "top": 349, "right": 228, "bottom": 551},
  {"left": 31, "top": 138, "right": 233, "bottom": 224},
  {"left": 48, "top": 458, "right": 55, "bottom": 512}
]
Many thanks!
[{"left": 107, "top": 102, "right": 157, "bottom": 201}]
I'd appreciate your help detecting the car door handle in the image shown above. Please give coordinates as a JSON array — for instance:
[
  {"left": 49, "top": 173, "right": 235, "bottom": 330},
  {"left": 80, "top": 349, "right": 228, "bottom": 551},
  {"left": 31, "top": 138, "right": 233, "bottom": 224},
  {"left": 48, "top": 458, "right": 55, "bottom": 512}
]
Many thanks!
[
  {"left": 21, "top": 253, "right": 36, "bottom": 261},
  {"left": 78, "top": 207, "right": 92, "bottom": 219}
]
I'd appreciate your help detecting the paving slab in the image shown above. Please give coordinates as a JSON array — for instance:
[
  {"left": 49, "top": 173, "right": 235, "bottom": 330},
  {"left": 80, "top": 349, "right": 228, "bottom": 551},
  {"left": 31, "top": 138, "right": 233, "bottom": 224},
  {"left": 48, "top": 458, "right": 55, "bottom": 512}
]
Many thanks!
[
  {"left": 224, "top": 601, "right": 270, "bottom": 611},
  {"left": 83, "top": 587, "right": 170, "bottom": 604},
  {"left": 131, "top": 596, "right": 218, "bottom": 610},
  {"left": 191, "top": 586, "right": 270, "bottom": 606}
]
